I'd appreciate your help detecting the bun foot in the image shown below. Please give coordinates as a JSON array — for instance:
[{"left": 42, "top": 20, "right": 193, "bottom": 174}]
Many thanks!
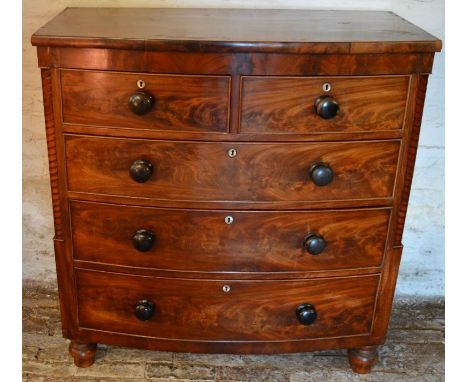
[
  {"left": 347, "top": 346, "right": 378, "bottom": 374},
  {"left": 69, "top": 341, "right": 97, "bottom": 368}
]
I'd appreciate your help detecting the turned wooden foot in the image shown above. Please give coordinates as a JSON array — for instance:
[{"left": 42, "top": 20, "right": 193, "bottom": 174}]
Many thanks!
[
  {"left": 347, "top": 346, "right": 379, "bottom": 374},
  {"left": 69, "top": 341, "right": 97, "bottom": 368}
]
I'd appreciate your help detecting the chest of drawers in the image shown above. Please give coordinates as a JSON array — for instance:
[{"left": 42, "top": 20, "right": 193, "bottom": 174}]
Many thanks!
[{"left": 32, "top": 8, "right": 441, "bottom": 374}]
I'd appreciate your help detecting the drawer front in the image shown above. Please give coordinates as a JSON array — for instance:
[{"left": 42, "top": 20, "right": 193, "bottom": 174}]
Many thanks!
[
  {"left": 65, "top": 135, "right": 400, "bottom": 202},
  {"left": 71, "top": 201, "right": 390, "bottom": 272},
  {"left": 61, "top": 70, "right": 230, "bottom": 133},
  {"left": 76, "top": 269, "right": 379, "bottom": 341},
  {"left": 240, "top": 76, "right": 409, "bottom": 134}
]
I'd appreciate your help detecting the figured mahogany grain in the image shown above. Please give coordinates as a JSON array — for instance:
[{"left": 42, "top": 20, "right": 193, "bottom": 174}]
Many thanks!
[
  {"left": 240, "top": 76, "right": 409, "bottom": 134},
  {"left": 60, "top": 70, "right": 230, "bottom": 133},
  {"left": 76, "top": 268, "right": 379, "bottom": 341},
  {"left": 38, "top": 47, "right": 436, "bottom": 76},
  {"left": 32, "top": 7, "right": 441, "bottom": 371},
  {"left": 65, "top": 135, "right": 400, "bottom": 203},
  {"left": 70, "top": 200, "right": 390, "bottom": 272}
]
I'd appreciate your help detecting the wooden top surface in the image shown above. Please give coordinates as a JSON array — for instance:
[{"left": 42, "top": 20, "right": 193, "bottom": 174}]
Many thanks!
[{"left": 31, "top": 8, "right": 442, "bottom": 54}]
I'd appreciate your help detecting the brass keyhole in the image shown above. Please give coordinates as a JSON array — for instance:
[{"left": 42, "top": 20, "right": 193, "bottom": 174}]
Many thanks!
[
  {"left": 137, "top": 80, "right": 146, "bottom": 89},
  {"left": 222, "top": 285, "right": 231, "bottom": 293},
  {"left": 228, "top": 148, "right": 237, "bottom": 158},
  {"left": 225, "top": 216, "right": 234, "bottom": 224}
]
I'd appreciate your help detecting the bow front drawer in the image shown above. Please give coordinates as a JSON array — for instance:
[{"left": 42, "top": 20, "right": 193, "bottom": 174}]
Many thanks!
[
  {"left": 60, "top": 70, "right": 230, "bottom": 133},
  {"left": 71, "top": 200, "right": 390, "bottom": 272},
  {"left": 76, "top": 269, "right": 379, "bottom": 341},
  {"left": 65, "top": 135, "right": 400, "bottom": 203},
  {"left": 240, "top": 76, "right": 409, "bottom": 134}
]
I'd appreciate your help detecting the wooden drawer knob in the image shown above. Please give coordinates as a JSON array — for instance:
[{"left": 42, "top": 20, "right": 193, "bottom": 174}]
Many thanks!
[
  {"left": 304, "top": 233, "right": 327, "bottom": 255},
  {"left": 128, "top": 91, "right": 154, "bottom": 115},
  {"left": 132, "top": 229, "right": 155, "bottom": 252},
  {"left": 135, "top": 300, "right": 155, "bottom": 321},
  {"left": 314, "top": 95, "right": 339, "bottom": 119},
  {"left": 129, "top": 160, "right": 153, "bottom": 183},
  {"left": 296, "top": 303, "right": 317, "bottom": 325},
  {"left": 309, "top": 162, "right": 334, "bottom": 186}
]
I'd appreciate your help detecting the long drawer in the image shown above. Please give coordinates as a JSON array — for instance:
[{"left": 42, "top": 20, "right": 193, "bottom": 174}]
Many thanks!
[
  {"left": 240, "top": 76, "right": 409, "bottom": 134},
  {"left": 60, "top": 70, "right": 230, "bottom": 133},
  {"left": 76, "top": 269, "right": 379, "bottom": 341},
  {"left": 65, "top": 135, "right": 400, "bottom": 203},
  {"left": 71, "top": 200, "right": 390, "bottom": 272}
]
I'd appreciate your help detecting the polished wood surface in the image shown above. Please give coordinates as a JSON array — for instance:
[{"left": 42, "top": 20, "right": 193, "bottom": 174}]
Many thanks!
[
  {"left": 61, "top": 70, "right": 230, "bottom": 133},
  {"left": 68, "top": 341, "right": 97, "bottom": 368},
  {"left": 347, "top": 346, "right": 379, "bottom": 374},
  {"left": 33, "top": 7, "right": 440, "bottom": 372},
  {"left": 31, "top": 8, "right": 441, "bottom": 54},
  {"left": 65, "top": 135, "right": 400, "bottom": 203},
  {"left": 70, "top": 200, "right": 390, "bottom": 272},
  {"left": 76, "top": 269, "right": 379, "bottom": 341},
  {"left": 240, "top": 76, "right": 409, "bottom": 134},
  {"left": 38, "top": 48, "right": 436, "bottom": 76}
]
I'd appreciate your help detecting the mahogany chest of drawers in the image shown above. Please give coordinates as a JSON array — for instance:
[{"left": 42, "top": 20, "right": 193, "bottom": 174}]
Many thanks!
[{"left": 32, "top": 8, "right": 441, "bottom": 373}]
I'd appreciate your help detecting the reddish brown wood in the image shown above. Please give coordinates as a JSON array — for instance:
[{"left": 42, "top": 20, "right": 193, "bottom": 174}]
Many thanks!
[
  {"left": 69, "top": 341, "right": 97, "bottom": 368},
  {"left": 75, "top": 268, "right": 379, "bottom": 341},
  {"left": 240, "top": 76, "right": 409, "bottom": 134},
  {"left": 70, "top": 200, "right": 391, "bottom": 273},
  {"left": 41, "top": 69, "right": 63, "bottom": 238},
  {"left": 32, "top": 8, "right": 440, "bottom": 373},
  {"left": 369, "top": 78, "right": 431, "bottom": 346},
  {"left": 60, "top": 70, "right": 230, "bottom": 133},
  {"left": 40, "top": 69, "right": 75, "bottom": 339},
  {"left": 31, "top": 8, "right": 441, "bottom": 54},
  {"left": 37, "top": 47, "right": 436, "bottom": 76},
  {"left": 73, "top": 259, "right": 381, "bottom": 281},
  {"left": 65, "top": 135, "right": 400, "bottom": 203},
  {"left": 394, "top": 75, "right": 429, "bottom": 246},
  {"left": 347, "top": 346, "right": 379, "bottom": 373}
]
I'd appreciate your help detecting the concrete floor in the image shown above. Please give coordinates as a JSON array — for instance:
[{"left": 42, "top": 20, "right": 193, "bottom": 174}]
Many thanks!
[{"left": 23, "top": 286, "right": 444, "bottom": 381}]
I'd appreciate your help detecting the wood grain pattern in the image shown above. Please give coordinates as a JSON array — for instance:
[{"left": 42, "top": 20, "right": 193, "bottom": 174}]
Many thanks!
[
  {"left": 240, "top": 76, "right": 409, "bottom": 134},
  {"left": 60, "top": 70, "right": 230, "bottom": 133},
  {"left": 65, "top": 135, "right": 400, "bottom": 203},
  {"left": 76, "top": 268, "right": 379, "bottom": 341},
  {"left": 31, "top": 8, "right": 441, "bottom": 54},
  {"left": 394, "top": 75, "right": 429, "bottom": 246},
  {"left": 38, "top": 47, "right": 436, "bottom": 76},
  {"left": 32, "top": 7, "right": 439, "bottom": 370},
  {"left": 70, "top": 200, "right": 390, "bottom": 273}
]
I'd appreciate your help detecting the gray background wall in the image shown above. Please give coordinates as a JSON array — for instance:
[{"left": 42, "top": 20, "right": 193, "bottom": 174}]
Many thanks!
[{"left": 23, "top": 0, "right": 444, "bottom": 297}]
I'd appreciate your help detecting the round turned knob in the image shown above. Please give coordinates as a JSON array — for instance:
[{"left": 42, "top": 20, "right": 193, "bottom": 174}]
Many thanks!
[
  {"left": 314, "top": 95, "right": 339, "bottom": 119},
  {"left": 309, "top": 162, "right": 334, "bottom": 186},
  {"left": 296, "top": 303, "right": 317, "bottom": 326},
  {"left": 128, "top": 91, "right": 154, "bottom": 115},
  {"left": 135, "top": 300, "right": 155, "bottom": 321},
  {"left": 129, "top": 160, "right": 153, "bottom": 183},
  {"left": 132, "top": 229, "right": 155, "bottom": 252},
  {"left": 304, "top": 233, "right": 327, "bottom": 255}
]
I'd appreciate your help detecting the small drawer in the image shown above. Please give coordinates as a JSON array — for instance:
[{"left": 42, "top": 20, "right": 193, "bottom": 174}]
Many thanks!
[
  {"left": 60, "top": 69, "right": 230, "bottom": 133},
  {"left": 76, "top": 269, "right": 379, "bottom": 341},
  {"left": 65, "top": 135, "right": 400, "bottom": 203},
  {"left": 240, "top": 76, "right": 409, "bottom": 134},
  {"left": 71, "top": 200, "right": 390, "bottom": 272}
]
